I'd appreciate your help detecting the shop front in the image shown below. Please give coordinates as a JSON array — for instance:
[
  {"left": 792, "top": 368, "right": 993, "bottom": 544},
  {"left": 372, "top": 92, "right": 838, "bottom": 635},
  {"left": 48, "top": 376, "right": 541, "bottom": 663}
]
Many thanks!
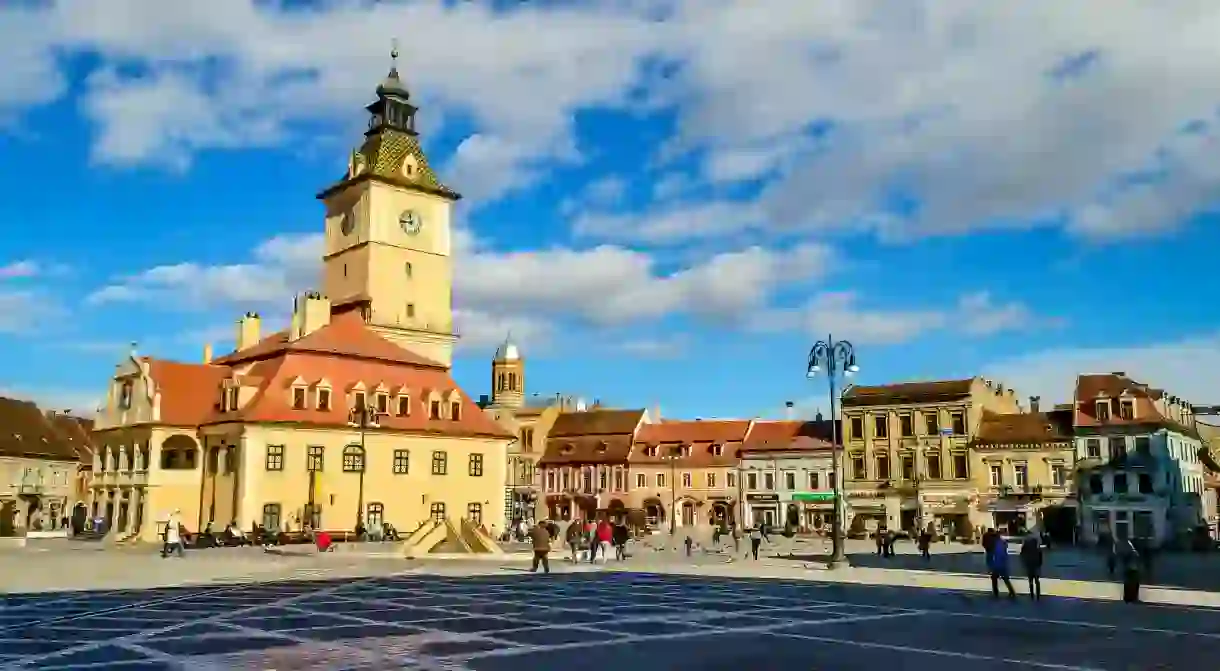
[
  {"left": 986, "top": 495, "right": 1033, "bottom": 536},
  {"left": 707, "top": 496, "right": 735, "bottom": 526},
  {"left": 845, "top": 491, "right": 888, "bottom": 536},
  {"left": 746, "top": 493, "right": 780, "bottom": 527},
  {"left": 921, "top": 494, "right": 972, "bottom": 540},
  {"left": 790, "top": 492, "right": 835, "bottom": 532}
]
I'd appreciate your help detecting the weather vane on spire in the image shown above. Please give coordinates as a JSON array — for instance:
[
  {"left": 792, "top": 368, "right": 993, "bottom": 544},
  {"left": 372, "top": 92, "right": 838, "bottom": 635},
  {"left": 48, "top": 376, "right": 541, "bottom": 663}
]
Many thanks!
[{"left": 390, "top": 37, "right": 400, "bottom": 69}]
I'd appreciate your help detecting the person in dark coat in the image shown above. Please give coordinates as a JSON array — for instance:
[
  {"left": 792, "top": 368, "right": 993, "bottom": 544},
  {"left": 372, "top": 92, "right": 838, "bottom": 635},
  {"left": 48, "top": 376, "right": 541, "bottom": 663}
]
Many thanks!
[
  {"left": 1118, "top": 538, "right": 1142, "bottom": 603},
  {"left": 1020, "top": 533, "right": 1044, "bottom": 600},
  {"left": 528, "top": 522, "right": 552, "bottom": 574},
  {"left": 612, "top": 522, "right": 629, "bottom": 560}
]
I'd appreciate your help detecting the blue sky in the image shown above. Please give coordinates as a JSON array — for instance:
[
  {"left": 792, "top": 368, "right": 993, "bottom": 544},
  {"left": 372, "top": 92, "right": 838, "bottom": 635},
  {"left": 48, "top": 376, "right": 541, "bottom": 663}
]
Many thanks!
[{"left": 2, "top": 1, "right": 1220, "bottom": 418}]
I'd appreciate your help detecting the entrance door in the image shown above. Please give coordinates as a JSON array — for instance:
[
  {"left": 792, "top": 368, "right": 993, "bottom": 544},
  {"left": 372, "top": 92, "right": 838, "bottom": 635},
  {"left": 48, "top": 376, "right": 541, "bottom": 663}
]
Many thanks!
[{"left": 681, "top": 502, "right": 695, "bottom": 527}]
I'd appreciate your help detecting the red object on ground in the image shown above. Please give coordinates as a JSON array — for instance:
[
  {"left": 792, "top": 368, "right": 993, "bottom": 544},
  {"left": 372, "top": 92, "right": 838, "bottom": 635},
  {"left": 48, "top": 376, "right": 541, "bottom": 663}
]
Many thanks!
[{"left": 316, "top": 530, "right": 332, "bottom": 552}]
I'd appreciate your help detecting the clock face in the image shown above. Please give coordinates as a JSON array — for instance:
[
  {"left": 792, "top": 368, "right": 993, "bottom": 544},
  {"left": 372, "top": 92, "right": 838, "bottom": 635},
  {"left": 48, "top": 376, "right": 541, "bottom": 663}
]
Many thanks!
[
  {"left": 399, "top": 209, "right": 422, "bottom": 235},
  {"left": 340, "top": 211, "right": 355, "bottom": 235}
]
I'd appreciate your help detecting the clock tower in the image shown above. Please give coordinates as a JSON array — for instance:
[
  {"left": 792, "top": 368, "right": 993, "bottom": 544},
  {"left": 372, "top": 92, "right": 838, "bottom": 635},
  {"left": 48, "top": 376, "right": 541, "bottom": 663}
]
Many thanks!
[{"left": 316, "top": 44, "right": 460, "bottom": 367}]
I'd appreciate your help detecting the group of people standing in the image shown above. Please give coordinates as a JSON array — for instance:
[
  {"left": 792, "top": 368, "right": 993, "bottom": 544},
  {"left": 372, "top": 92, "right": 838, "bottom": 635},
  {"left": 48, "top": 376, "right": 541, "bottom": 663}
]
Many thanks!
[
  {"left": 981, "top": 527, "right": 1145, "bottom": 604},
  {"left": 526, "top": 518, "right": 630, "bottom": 574}
]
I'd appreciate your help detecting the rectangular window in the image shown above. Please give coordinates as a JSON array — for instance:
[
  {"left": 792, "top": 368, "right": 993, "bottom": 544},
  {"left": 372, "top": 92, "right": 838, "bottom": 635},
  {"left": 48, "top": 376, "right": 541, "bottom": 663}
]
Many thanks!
[
  {"left": 466, "top": 502, "right": 482, "bottom": 525},
  {"left": 746, "top": 472, "right": 758, "bottom": 490},
  {"left": 265, "top": 445, "right": 284, "bottom": 471},
  {"left": 656, "top": 473, "right": 665, "bottom": 487},
  {"left": 927, "top": 454, "right": 942, "bottom": 480},
  {"left": 450, "top": 402, "right": 461, "bottom": 419},
  {"left": 342, "top": 447, "right": 364, "bottom": 472},
  {"left": 292, "top": 387, "right": 307, "bottom": 410},
  {"left": 706, "top": 472, "right": 716, "bottom": 488},
  {"left": 635, "top": 473, "right": 646, "bottom": 488},
  {"left": 1086, "top": 438, "right": 1102, "bottom": 458},
  {"left": 430, "top": 502, "right": 446, "bottom": 523},
  {"left": 431, "top": 451, "right": 448, "bottom": 475},
  {"left": 317, "top": 388, "right": 331, "bottom": 411},
  {"left": 784, "top": 472, "right": 795, "bottom": 490},
  {"left": 1119, "top": 400, "right": 1134, "bottom": 420},
  {"left": 1089, "top": 474, "right": 1103, "bottom": 494},
  {"left": 726, "top": 471, "right": 736, "bottom": 488},
  {"left": 924, "top": 412, "right": 939, "bottom": 435},
  {"left": 950, "top": 411, "right": 966, "bottom": 435},
  {"left": 1114, "top": 473, "right": 1128, "bottom": 494},
  {"left": 900, "top": 455, "right": 914, "bottom": 480},
  {"left": 1095, "top": 401, "right": 1110, "bottom": 421},
  {"left": 1014, "top": 464, "right": 1028, "bottom": 488},
  {"left": 876, "top": 454, "right": 890, "bottom": 480},
  {"left": 430, "top": 400, "right": 441, "bottom": 419},
  {"left": 850, "top": 417, "right": 864, "bottom": 439},
  {"left": 899, "top": 415, "right": 914, "bottom": 437},
  {"left": 681, "top": 472, "right": 692, "bottom": 488},
  {"left": 599, "top": 469, "right": 608, "bottom": 490},
  {"left": 809, "top": 472, "right": 820, "bottom": 490},
  {"left": 829, "top": 472, "right": 836, "bottom": 488},
  {"left": 1109, "top": 437, "right": 1126, "bottom": 459},
  {"left": 851, "top": 456, "right": 866, "bottom": 480},
  {"left": 306, "top": 446, "right": 324, "bottom": 472},
  {"left": 396, "top": 395, "right": 410, "bottom": 416},
  {"left": 353, "top": 391, "right": 366, "bottom": 411},
  {"left": 376, "top": 393, "right": 389, "bottom": 414},
  {"left": 262, "top": 503, "right": 281, "bottom": 532},
  {"left": 406, "top": 303, "right": 415, "bottom": 318},
  {"left": 393, "top": 449, "right": 409, "bottom": 474},
  {"left": 1137, "top": 473, "right": 1152, "bottom": 494},
  {"left": 615, "top": 469, "right": 625, "bottom": 491},
  {"left": 989, "top": 464, "right": 1003, "bottom": 487},
  {"left": 764, "top": 473, "right": 775, "bottom": 490},
  {"left": 873, "top": 415, "right": 888, "bottom": 439},
  {"left": 952, "top": 452, "right": 968, "bottom": 479},
  {"left": 1051, "top": 465, "right": 1067, "bottom": 487}
]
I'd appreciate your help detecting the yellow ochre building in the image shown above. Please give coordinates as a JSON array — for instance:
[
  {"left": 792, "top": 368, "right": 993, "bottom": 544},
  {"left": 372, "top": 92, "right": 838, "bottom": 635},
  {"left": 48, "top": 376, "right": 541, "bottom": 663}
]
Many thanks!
[{"left": 88, "top": 50, "right": 514, "bottom": 542}]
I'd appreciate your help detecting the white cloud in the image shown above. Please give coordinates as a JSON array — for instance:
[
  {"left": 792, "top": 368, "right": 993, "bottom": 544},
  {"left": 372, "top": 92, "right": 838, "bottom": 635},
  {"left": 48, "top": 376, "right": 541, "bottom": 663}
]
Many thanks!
[
  {"left": 0, "top": 260, "right": 40, "bottom": 279},
  {"left": 754, "top": 290, "right": 1046, "bottom": 345},
  {"left": 985, "top": 332, "right": 1220, "bottom": 407},
  {"left": 3, "top": 1, "right": 1217, "bottom": 239},
  {"left": 86, "top": 232, "right": 837, "bottom": 345}
]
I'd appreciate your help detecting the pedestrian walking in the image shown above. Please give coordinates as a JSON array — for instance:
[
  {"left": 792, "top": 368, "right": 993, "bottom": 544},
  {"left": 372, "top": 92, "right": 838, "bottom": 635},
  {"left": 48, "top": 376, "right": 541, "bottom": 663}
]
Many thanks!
[
  {"left": 749, "top": 526, "right": 763, "bottom": 560},
  {"left": 613, "top": 521, "right": 629, "bottom": 560},
  {"left": 1118, "top": 538, "right": 1142, "bottom": 603},
  {"left": 565, "top": 520, "right": 583, "bottom": 563},
  {"left": 988, "top": 533, "right": 1017, "bottom": 600},
  {"left": 884, "top": 529, "right": 897, "bottom": 557},
  {"left": 918, "top": 529, "right": 932, "bottom": 561},
  {"left": 875, "top": 528, "right": 885, "bottom": 557},
  {"left": 1020, "top": 533, "right": 1044, "bottom": 601},
  {"left": 160, "top": 510, "right": 184, "bottom": 558},
  {"left": 585, "top": 519, "right": 598, "bottom": 563},
  {"left": 684, "top": 535, "right": 694, "bottom": 557},
  {"left": 595, "top": 519, "right": 613, "bottom": 564},
  {"left": 529, "top": 522, "right": 552, "bottom": 574}
]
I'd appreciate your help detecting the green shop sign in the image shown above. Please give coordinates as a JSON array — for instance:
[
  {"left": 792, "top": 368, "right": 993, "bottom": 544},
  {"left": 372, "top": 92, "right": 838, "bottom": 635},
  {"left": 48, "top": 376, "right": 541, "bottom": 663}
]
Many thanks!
[{"left": 791, "top": 492, "right": 835, "bottom": 502}]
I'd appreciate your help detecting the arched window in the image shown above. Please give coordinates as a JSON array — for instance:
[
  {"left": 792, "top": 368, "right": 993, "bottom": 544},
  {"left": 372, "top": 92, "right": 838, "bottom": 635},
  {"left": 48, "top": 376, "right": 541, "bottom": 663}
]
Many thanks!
[
  {"left": 430, "top": 502, "right": 446, "bottom": 523},
  {"left": 366, "top": 502, "right": 384, "bottom": 528},
  {"left": 342, "top": 444, "right": 366, "bottom": 473}
]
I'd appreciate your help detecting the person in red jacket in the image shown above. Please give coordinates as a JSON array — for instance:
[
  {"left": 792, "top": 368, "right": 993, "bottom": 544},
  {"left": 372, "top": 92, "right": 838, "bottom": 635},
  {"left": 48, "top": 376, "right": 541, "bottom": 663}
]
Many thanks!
[{"left": 595, "top": 519, "right": 613, "bottom": 564}]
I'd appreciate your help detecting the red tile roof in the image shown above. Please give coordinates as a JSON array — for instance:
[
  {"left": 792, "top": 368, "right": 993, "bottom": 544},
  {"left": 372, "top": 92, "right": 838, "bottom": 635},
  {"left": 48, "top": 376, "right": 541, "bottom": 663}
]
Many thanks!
[
  {"left": 972, "top": 410, "right": 1074, "bottom": 446},
  {"left": 0, "top": 398, "right": 80, "bottom": 461},
  {"left": 139, "top": 312, "right": 510, "bottom": 439},
  {"left": 842, "top": 379, "right": 975, "bottom": 406},
  {"left": 630, "top": 420, "right": 751, "bottom": 467},
  {"left": 741, "top": 420, "right": 835, "bottom": 454},
  {"left": 539, "top": 409, "right": 646, "bottom": 466},
  {"left": 1073, "top": 373, "right": 1199, "bottom": 438},
  {"left": 46, "top": 413, "right": 97, "bottom": 461}
]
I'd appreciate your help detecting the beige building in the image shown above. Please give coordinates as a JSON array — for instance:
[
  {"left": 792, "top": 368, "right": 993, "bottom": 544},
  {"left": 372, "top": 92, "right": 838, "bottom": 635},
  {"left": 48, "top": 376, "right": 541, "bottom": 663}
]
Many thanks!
[
  {"left": 739, "top": 420, "right": 835, "bottom": 531},
  {"left": 0, "top": 398, "right": 82, "bottom": 533},
  {"left": 626, "top": 420, "right": 750, "bottom": 529},
  {"left": 479, "top": 336, "right": 563, "bottom": 527},
  {"left": 88, "top": 53, "right": 514, "bottom": 543},
  {"left": 970, "top": 402, "right": 1076, "bottom": 540},
  {"left": 840, "top": 377, "right": 1023, "bottom": 537},
  {"left": 539, "top": 409, "right": 648, "bottom": 522}
]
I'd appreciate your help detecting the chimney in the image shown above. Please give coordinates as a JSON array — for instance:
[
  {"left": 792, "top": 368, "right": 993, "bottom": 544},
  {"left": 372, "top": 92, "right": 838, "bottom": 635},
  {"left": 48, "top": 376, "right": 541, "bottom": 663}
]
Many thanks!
[
  {"left": 203, "top": 343, "right": 213, "bottom": 364},
  {"left": 1029, "top": 396, "right": 1041, "bottom": 413},
  {"left": 289, "top": 292, "right": 332, "bottom": 341},
  {"left": 785, "top": 400, "right": 796, "bottom": 420},
  {"left": 236, "top": 313, "right": 261, "bottom": 351}
]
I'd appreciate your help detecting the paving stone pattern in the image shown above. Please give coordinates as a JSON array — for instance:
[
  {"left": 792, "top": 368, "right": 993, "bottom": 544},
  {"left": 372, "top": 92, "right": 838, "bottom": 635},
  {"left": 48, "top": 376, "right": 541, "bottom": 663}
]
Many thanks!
[{"left": 1, "top": 570, "right": 1219, "bottom": 669}]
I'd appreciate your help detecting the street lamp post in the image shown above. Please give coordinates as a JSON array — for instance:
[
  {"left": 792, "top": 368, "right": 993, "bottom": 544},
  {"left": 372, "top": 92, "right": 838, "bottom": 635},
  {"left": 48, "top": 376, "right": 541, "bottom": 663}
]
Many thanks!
[
  {"left": 807, "top": 334, "right": 859, "bottom": 570},
  {"left": 348, "top": 400, "right": 384, "bottom": 528}
]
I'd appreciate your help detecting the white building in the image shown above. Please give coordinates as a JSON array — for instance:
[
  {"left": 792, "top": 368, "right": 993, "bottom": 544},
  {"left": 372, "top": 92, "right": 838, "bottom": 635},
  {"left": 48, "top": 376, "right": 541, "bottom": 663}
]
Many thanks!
[
  {"left": 738, "top": 420, "right": 835, "bottom": 530},
  {"left": 1073, "top": 373, "right": 1214, "bottom": 547}
]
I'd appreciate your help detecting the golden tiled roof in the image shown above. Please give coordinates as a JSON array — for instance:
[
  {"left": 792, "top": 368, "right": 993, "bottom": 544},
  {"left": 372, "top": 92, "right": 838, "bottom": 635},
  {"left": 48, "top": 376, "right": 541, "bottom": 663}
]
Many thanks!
[{"left": 357, "top": 129, "right": 452, "bottom": 194}]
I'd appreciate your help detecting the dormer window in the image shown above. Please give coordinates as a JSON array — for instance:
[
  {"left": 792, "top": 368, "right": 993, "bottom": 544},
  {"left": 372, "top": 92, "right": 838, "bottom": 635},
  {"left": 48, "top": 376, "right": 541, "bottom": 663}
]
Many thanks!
[
  {"left": 353, "top": 391, "right": 367, "bottom": 411},
  {"left": 644, "top": 445, "right": 658, "bottom": 457},
  {"left": 225, "top": 387, "right": 239, "bottom": 412},
  {"left": 396, "top": 394, "right": 411, "bottom": 416},
  {"left": 711, "top": 443, "right": 724, "bottom": 457},
  {"left": 430, "top": 400, "right": 441, "bottom": 419},
  {"left": 376, "top": 392, "right": 390, "bottom": 415},
  {"left": 1119, "top": 400, "right": 1134, "bottom": 420},
  {"left": 561, "top": 443, "right": 575, "bottom": 455},
  {"left": 596, "top": 442, "right": 608, "bottom": 454},
  {"left": 118, "top": 381, "right": 133, "bottom": 410},
  {"left": 1094, "top": 399, "right": 1110, "bottom": 421},
  {"left": 317, "top": 388, "right": 332, "bottom": 412},
  {"left": 681, "top": 445, "right": 692, "bottom": 457},
  {"left": 292, "top": 387, "right": 307, "bottom": 410}
]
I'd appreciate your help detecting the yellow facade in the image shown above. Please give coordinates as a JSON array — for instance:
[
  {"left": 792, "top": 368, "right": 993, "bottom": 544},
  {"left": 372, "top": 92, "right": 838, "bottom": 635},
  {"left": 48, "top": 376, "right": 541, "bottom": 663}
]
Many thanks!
[
  {"left": 0, "top": 456, "right": 77, "bottom": 530},
  {"left": 624, "top": 465, "right": 737, "bottom": 527}
]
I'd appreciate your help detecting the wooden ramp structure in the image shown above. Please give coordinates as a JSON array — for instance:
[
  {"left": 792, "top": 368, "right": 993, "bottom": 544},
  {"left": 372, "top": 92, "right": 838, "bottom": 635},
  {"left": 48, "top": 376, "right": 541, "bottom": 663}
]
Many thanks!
[{"left": 401, "top": 517, "right": 504, "bottom": 558}]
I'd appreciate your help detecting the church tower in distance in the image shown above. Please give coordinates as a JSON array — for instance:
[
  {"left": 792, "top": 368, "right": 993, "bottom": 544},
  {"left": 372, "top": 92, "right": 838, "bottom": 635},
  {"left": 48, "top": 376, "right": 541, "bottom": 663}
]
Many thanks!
[
  {"left": 316, "top": 43, "right": 460, "bottom": 367},
  {"left": 488, "top": 335, "right": 524, "bottom": 410}
]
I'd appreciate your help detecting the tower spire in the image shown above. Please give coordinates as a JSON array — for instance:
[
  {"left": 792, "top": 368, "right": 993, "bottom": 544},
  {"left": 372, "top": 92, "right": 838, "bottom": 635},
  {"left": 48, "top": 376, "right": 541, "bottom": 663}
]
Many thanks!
[{"left": 389, "top": 38, "right": 400, "bottom": 79}]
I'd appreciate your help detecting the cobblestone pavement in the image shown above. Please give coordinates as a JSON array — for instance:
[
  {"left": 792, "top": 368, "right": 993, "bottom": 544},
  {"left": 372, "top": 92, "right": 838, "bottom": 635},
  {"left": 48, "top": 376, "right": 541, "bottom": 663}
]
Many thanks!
[{"left": 2, "top": 569, "right": 1219, "bottom": 670}]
